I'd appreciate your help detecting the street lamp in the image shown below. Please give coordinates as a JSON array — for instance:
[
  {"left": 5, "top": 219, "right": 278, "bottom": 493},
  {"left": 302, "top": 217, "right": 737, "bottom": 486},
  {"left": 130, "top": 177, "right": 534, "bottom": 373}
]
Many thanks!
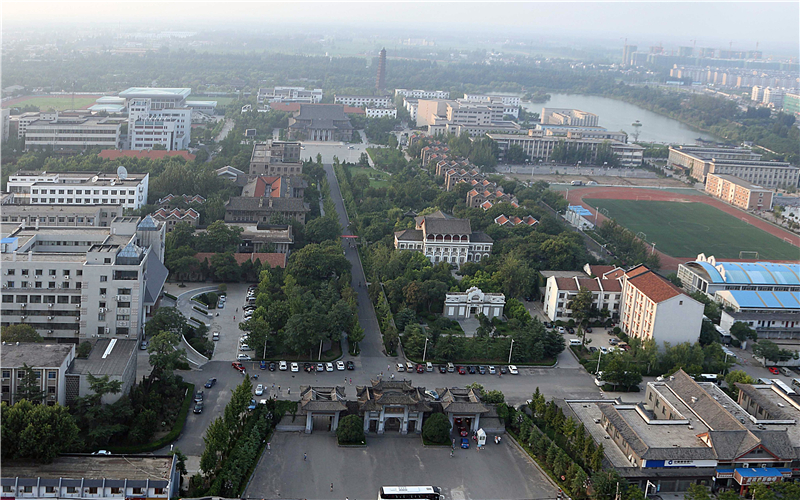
[
  {"left": 422, "top": 337, "right": 429, "bottom": 363},
  {"left": 508, "top": 338, "right": 515, "bottom": 364},
  {"left": 596, "top": 349, "right": 603, "bottom": 374}
]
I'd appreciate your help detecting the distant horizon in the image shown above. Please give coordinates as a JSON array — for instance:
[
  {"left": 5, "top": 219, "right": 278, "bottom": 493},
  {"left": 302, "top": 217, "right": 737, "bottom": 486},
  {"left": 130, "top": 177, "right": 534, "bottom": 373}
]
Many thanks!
[{"left": 3, "top": 2, "right": 798, "bottom": 56}]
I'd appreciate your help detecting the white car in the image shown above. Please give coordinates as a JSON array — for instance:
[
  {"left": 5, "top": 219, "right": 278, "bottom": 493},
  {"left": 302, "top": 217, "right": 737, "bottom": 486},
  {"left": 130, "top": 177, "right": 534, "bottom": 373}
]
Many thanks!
[
  {"left": 279, "top": 360, "right": 288, "bottom": 371},
  {"left": 326, "top": 362, "right": 334, "bottom": 372},
  {"left": 508, "top": 365, "right": 519, "bottom": 375},
  {"left": 212, "top": 332, "right": 220, "bottom": 341},
  {"left": 396, "top": 363, "right": 405, "bottom": 372},
  {"left": 237, "top": 354, "right": 252, "bottom": 361},
  {"left": 240, "top": 344, "right": 252, "bottom": 351},
  {"left": 336, "top": 361, "right": 345, "bottom": 371},
  {"left": 291, "top": 362, "right": 299, "bottom": 372},
  {"left": 255, "top": 384, "right": 264, "bottom": 396}
]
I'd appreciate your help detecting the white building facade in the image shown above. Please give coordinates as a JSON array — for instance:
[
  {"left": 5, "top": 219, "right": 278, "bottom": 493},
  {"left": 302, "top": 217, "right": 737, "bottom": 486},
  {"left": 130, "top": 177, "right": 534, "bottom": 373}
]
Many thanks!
[
  {"left": 394, "top": 89, "right": 450, "bottom": 99},
  {"left": 119, "top": 88, "right": 192, "bottom": 151},
  {"left": 365, "top": 107, "right": 398, "bottom": 118},
  {"left": 7, "top": 171, "right": 149, "bottom": 211},
  {"left": 24, "top": 115, "right": 121, "bottom": 150},
  {"left": 444, "top": 286, "right": 505, "bottom": 320},
  {"left": 543, "top": 275, "right": 622, "bottom": 322},
  {"left": 334, "top": 95, "right": 393, "bottom": 107}
]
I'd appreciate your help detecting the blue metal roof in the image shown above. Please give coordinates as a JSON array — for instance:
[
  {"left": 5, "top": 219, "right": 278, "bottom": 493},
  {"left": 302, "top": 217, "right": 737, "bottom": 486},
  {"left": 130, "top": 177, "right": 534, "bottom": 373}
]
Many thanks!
[
  {"left": 568, "top": 205, "right": 593, "bottom": 216},
  {"left": 735, "top": 467, "right": 783, "bottom": 478},
  {"left": 725, "top": 290, "right": 800, "bottom": 310},
  {"left": 689, "top": 261, "right": 799, "bottom": 285}
]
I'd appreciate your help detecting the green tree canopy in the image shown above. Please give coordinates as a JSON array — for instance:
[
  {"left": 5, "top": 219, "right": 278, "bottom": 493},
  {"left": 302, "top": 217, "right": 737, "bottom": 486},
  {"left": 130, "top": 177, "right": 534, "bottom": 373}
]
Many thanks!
[
  {"left": 336, "top": 414, "right": 365, "bottom": 444},
  {"left": 1, "top": 400, "right": 79, "bottom": 463},
  {"left": 1, "top": 325, "right": 43, "bottom": 343},
  {"left": 421, "top": 412, "right": 451, "bottom": 444}
]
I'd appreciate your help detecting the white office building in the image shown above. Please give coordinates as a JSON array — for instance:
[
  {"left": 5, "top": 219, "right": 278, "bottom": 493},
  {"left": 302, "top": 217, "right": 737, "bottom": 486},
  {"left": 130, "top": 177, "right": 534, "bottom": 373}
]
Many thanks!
[
  {"left": 24, "top": 115, "right": 122, "bottom": 150},
  {"left": 334, "top": 95, "right": 393, "bottom": 107},
  {"left": 462, "top": 94, "right": 521, "bottom": 118},
  {"left": 258, "top": 87, "right": 323, "bottom": 104},
  {"left": 1, "top": 216, "right": 168, "bottom": 342},
  {"left": 365, "top": 107, "right": 398, "bottom": 118},
  {"left": 119, "top": 88, "right": 192, "bottom": 151},
  {"left": 7, "top": 171, "right": 149, "bottom": 211},
  {"left": 394, "top": 89, "right": 450, "bottom": 99}
]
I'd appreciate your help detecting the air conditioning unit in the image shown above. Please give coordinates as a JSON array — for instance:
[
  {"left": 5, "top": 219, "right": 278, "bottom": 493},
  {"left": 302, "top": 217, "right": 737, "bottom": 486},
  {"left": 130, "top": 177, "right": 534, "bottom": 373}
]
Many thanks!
[
  {"left": 101, "top": 294, "right": 106, "bottom": 298},
  {"left": 48, "top": 330, "right": 53, "bottom": 334},
  {"left": 76, "top": 304, "right": 81, "bottom": 308},
  {"left": 64, "top": 276, "right": 70, "bottom": 280},
  {"left": 115, "top": 295, "right": 121, "bottom": 301},
  {"left": 21, "top": 316, "right": 26, "bottom": 320},
  {"left": 48, "top": 316, "right": 53, "bottom": 320},
  {"left": 49, "top": 303, "right": 53, "bottom": 308},
  {"left": 104, "top": 327, "right": 110, "bottom": 334},
  {"left": 75, "top": 317, "right": 80, "bottom": 322},
  {"left": 22, "top": 274, "right": 29, "bottom": 278},
  {"left": 20, "top": 303, "right": 26, "bottom": 308}
]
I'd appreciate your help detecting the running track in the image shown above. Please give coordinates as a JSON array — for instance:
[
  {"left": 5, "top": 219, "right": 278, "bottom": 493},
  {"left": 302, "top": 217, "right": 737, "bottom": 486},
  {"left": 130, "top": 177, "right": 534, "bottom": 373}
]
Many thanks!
[{"left": 566, "top": 186, "right": 800, "bottom": 271}]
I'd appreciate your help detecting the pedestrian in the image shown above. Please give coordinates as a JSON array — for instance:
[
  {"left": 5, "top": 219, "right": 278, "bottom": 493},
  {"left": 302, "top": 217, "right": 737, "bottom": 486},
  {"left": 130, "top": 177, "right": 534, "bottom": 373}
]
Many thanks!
[
  {"left": 278, "top": 385, "right": 281, "bottom": 393},
  {"left": 267, "top": 442, "right": 271, "bottom": 451},
  {"left": 391, "top": 373, "right": 394, "bottom": 379},
  {"left": 304, "top": 453, "right": 307, "bottom": 461},
  {"left": 349, "top": 378, "right": 352, "bottom": 385},
  {"left": 344, "top": 378, "right": 347, "bottom": 385},
  {"left": 388, "top": 364, "right": 390, "bottom": 371},
  {"left": 288, "top": 387, "right": 291, "bottom": 395},
  {"left": 330, "top": 483, "right": 334, "bottom": 492},
  {"left": 272, "top": 383, "right": 275, "bottom": 389}
]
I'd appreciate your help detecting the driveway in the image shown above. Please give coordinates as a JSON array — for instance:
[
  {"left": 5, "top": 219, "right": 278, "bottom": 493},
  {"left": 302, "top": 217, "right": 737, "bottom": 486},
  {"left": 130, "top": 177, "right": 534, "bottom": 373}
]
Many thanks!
[{"left": 245, "top": 432, "right": 558, "bottom": 500}]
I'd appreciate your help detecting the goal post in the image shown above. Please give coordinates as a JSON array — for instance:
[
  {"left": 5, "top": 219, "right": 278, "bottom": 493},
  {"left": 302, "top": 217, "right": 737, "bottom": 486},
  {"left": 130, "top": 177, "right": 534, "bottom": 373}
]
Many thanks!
[
  {"left": 636, "top": 231, "right": 647, "bottom": 241},
  {"left": 738, "top": 251, "right": 759, "bottom": 260}
]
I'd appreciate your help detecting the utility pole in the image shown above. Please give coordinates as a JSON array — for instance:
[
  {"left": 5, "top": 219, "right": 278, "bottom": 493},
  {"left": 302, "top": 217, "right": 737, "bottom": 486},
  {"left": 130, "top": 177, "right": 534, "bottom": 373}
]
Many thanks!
[
  {"left": 422, "top": 337, "right": 429, "bottom": 363},
  {"left": 508, "top": 338, "right": 515, "bottom": 364}
]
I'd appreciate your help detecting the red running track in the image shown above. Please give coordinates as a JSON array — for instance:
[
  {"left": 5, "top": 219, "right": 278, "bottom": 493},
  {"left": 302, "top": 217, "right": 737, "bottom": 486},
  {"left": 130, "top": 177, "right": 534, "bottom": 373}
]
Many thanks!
[{"left": 565, "top": 186, "right": 800, "bottom": 271}]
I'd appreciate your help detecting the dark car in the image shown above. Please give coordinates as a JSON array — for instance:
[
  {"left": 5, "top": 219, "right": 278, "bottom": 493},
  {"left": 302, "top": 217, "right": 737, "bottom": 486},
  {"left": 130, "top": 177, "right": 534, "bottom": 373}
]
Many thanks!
[
  {"left": 416, "top": 364, "right": 425, "bottom": 373},
  {"left": 478, "top": 365, "right": 486, "bottom": 375},
  {"left": 204, "top": 378, "right": 217, "bottom": 388},
  {"left": 304, "top": 362, "right": 312, "bottom": 372},
  {"left": 543, "top": 322, "right": 552, "bottom": 329},
  {"left": 458, "top": 366, "right": 466, "bottom": 375},
  {"left": 194, "top": 390, "right": 204, "bottom": 402},
  {"left": 461, "top": 437, "right": 470, "bottom": 449},
  {"left": 468, "top": 365, "right": 476, "bottom": 374},
  {"left": 193, "top": 401, "right": 204, "bottom": 414},
  {"left": 438, "top": 365, "right": 447, "bottom": 373},
  {"left": 268, "top": 362, "right": 276, "bottom": 371},
  {"left": 499, "top": 366, "right": 508, "bottom": 375},
  {"left": 459, "top": 427, "right": 468, "bottom": 437},
  {"left": 346, "top": 361, "right": 355, "bottom": 370},
  {"left": 589, "top": 347, "right": 598, "bottom": 353},
  {"left": 260, "top": 360, "right": 267, "bottom": 370},
  {"left": 585, "top": 327, "right": 593, "bottom": 333}
]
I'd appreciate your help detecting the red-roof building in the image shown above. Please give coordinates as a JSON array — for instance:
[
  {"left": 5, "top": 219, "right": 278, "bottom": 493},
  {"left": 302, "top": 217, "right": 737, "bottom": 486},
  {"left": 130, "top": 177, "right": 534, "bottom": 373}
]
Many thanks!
[
  {"left": 543, "top": 275, "right": 623, "bottom": 322},
  {"left": 99, "top": 150, "right": 196, "bottom": 161}
]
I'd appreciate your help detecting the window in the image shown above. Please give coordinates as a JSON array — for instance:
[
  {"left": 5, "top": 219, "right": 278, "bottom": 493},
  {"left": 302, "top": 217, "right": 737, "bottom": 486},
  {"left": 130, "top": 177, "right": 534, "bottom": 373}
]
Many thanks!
[
  {"left": 100, "top": 276, "right": 108, "bottom": 282},
  {"left": 87, "top": 487, "right": 98, "bottom": 494},
  {"left": 71, "top": 296, "right": 81, "bottom": 304},
  {"left": 1, "top": 295, "right": 10, "bottom": 303},
  {"left": 132, "top": 488, "right": 143, "bottom": 494},
  {"left": 2, "top": 370, "right": 9, "bottom": 378},
  {"left": 6, "top": 281, "right": 14, "bottom": 288},
  {"left": 154, "top": 488, "right": 164, "bottom": 495},
  {"left": 46, "top": 486, "right": 56, "bottom": 493},
  {"left": 116, "top": 315, "right": 130, "bottom": 321},
  {"left": 110, "top": 487, "right": 121, "bottom": 494},
  {"left": 23, "top": 486, "right": 33, "bottom": 493},
  {"left": 6, "top": 269, "right": 14, "bottom": 276},
  {"left": 66, "top": 487, "right": 77, "bottom": 494},
  {"left": 63, "top": 270, "right": 70, "bottom": 276},
  {"left": 49, "top": 269, "right": 56, "bottom": 276},
  {"left": 100, "top": 288, "right": 107, "bottom": 295},
  {"left": 48, "top": 371, "right": 56, "bottom": 379},
  {"left": 35, "top": 269, "right": 43, "bottom": 276},
  {"left": 118, "top": 301, "right": 131, "bottom": 308},
  {"left": 58, "top": 296, "right": 69, "bottom": 304},
  {"left": 2, "top": 486, "right": 12, "bottom": 493}
]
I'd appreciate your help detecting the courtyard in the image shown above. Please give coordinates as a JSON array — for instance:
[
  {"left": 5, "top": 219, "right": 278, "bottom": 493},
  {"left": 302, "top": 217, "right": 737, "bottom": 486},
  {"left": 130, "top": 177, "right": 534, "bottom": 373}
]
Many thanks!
[{"left": 244, "top": 432, "right": 558, "bottom": 500}]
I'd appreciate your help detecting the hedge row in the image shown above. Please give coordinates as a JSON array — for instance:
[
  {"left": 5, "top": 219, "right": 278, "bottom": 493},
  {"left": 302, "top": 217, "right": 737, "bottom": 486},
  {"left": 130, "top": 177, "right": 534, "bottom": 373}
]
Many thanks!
[
  {"left": 192, "top": 305, "right": 210, "bottom": 316},
  {"left": 107, "top": 383, "right": 194, "bottom": 454},
  {"left": 164, "top": 292, "right": 178, "bottom": 300}
]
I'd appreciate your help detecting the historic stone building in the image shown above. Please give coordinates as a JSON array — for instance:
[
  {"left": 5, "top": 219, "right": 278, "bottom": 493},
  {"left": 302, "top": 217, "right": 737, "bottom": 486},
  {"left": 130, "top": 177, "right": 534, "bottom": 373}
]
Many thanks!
[
  {"left": 287, "top": 104, "right": 354, "bottom": 142},
  {"left": 393, "top": 210, "right": 493, "bottom": 268}
]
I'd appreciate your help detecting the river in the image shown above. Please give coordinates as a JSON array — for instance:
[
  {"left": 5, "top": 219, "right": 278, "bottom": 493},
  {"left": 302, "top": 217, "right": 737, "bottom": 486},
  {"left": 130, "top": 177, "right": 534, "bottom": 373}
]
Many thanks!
[{"left": 521, "top": 93, "right": 722, "bottom": 144}]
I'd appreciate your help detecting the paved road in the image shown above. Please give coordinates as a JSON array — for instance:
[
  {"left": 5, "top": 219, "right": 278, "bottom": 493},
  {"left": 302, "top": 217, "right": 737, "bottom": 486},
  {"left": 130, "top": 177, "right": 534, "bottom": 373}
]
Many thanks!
[{"left": 214, "top": 118, "right": 234, "bottom": 143}]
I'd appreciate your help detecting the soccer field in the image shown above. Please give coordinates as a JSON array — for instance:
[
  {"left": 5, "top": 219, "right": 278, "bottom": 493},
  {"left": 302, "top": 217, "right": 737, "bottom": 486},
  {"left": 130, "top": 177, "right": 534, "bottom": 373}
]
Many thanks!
[
  {"left": 584, "top": 199, "right": 799, "bottom": 260},
  {"left": 4, "top": 96, "right": 99, "bottom": 111}
]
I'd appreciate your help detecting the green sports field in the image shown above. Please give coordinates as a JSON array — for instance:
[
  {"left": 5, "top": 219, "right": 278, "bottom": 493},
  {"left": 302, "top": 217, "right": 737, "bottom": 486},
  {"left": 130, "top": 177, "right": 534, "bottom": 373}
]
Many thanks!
[
  {"left": 584, "top": 199, "right": 799, "bottom": 260},
  {"left": 4, "top": 96, "right": 99, "bottom": 111}
]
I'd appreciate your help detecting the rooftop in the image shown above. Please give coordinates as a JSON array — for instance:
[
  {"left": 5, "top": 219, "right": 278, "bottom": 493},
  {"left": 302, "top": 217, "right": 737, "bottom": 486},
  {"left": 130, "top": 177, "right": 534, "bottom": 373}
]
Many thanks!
[
  {"left": 1, "top": 454, "right": 174, "bottom": 483},
  {"left": 0, "top": 342, "right": 74, "bottom": 368},
  {"left": 627, "top": 269, "right": 685, "bottom": 303},
  {"left": 71, "top": 339, "right": 137, "bottom": 376},
  {"left": 193, "top": 252, "right": 287, "bottom": 269},
  {"left": 709, "top": 173, "right": 770, "bottom": 191},
  {"left": 717, "top": 290, "right": 800, "bottom": 310},
  {"left": 118, "top": 88, "right": 191, "bottom": 99},
  {"left": 99, "top": 150, "right": 195, "bottom": 161}
]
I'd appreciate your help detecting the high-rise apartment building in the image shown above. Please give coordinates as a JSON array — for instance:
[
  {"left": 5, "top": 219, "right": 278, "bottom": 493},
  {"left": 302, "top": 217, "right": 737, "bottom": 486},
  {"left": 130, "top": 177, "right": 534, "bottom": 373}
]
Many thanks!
[
  {"left": 622, "top": 44, "right": 638, "bottom": 67},
  {"left": 118, "top": 88, "right": 192, "bottom": 151},
  {"left": 541, "top": 108, "right": 599, "bottom": 127}
]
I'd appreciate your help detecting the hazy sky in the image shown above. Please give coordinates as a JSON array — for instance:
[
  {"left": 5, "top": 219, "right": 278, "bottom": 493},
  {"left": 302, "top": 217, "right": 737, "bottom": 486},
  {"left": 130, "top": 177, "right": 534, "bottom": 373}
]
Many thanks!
[{"left": 4, "top": 2, "right": 798, "bottom": 50}]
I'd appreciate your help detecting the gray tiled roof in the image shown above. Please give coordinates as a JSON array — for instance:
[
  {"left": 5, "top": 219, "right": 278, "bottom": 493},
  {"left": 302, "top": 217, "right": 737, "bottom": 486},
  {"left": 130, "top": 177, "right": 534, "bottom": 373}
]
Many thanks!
[
  {"left": 436, "top": 387, "right": 489, "bottom": 414},
  {"left": 423, "top": 217, "right": 471, "bottom": 236},
  {"left": 226, "top": 196, "right": 310, "bottom": 212},
  {"left": 291, "top": 104, "right": 353, "bottom": 130},
  {"left": 394, "top": 229, "right": 424, "bottom": 241},
  {"left": 735, "top": 383, "right": 792, "bottom": 420},
  {"left": 470, "top": 231, "right": 494, "bottom": 243},
  {"left": 356, "top": 380, "right": 432, "bottom": 412},
  {"left": 298, "top": 386, "right": 348, "bottom": 412},
  {"left": 665, "top": 370, "right": 745, "bottom": 431}
]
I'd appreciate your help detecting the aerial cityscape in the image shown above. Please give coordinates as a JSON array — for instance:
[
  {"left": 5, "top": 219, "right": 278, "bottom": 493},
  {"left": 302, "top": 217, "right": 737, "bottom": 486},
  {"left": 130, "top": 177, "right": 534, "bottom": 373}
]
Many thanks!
[{"left": 1, "top": 2, "right": 800, "bottom": 500}]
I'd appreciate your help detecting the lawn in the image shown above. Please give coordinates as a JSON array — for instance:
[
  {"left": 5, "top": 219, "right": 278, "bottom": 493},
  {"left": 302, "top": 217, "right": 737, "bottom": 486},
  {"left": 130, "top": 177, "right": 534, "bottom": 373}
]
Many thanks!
[
  {"left": 346, "top": 164, "right": 391, "bottom": 188},
  {"left": 5, "top": 96, "right": 99, "bottom": 111},
  {"left": 584, "top": 199, "right": 799, "bottom": 260}
]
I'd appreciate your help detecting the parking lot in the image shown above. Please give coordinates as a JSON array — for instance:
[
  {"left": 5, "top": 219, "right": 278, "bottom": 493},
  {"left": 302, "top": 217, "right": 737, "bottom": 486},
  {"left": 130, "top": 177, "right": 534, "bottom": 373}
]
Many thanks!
[{"left": 245, "top": 432, "right": 558, "bottom": 500}]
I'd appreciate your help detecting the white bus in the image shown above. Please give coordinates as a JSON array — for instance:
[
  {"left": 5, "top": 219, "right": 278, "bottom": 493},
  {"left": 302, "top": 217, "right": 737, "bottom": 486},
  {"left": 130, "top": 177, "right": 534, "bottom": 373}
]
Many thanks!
[{"left": 378, "top": 486, "right": 442, "bottom": 500}]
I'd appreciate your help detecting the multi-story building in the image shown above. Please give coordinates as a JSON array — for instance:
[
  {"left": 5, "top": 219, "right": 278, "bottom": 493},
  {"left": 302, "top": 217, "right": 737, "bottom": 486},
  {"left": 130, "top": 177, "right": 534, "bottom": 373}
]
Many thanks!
[
  {"left": 287, "top": 104, "right": 354, "bottom": 142},
  {"left": 0, "top": 216, "right": 168, "bottom": 342},
  {"left": 249, "top": 141, "right": 303, "bottom": 176},
  {"left": 462, "top": 94, "right": 520, "bottom": 118},
  {"left": 393, "top": 210, "right": 493, "bottom": 268},
  {"left": 487, "top": 129, "right": 644, "bottom": 167},
  {"left": 415, "top": 98, "right": 520, "bottom": 137},
  {"left": 444, "top": 287, "right": 505, "bottom": 320},
  {"left": 0, "top": 203, "right": 122, "bottom": 227},
  {"left": 242, "top": 175, "right": 306, "bottom": 199},
  {"left": 541, "top": 108, "right": 599, "bottom": 127},
  {"left": 619, "top": 265, "right": 704, "bottom": 346},
  {"left": 705, "top": 173, "right": 774, "bottom": 210},
  {"left": 542, "top": 274, "right": 623, "bottom": 322},
  {"left": 68, "top": 338, "right": 138, "bottom": 404},
  {"left": 334, "top": 95, "right": 393, "bottom": 107},
  {"left": 784, "top": 92, "right": 800, "bottom": 114},
  {"left": 2, "top": 108, "right": 11, "bottom": 142},
  {"left": 465, "top": 188, "right": 518, "bottom": 209},
  {"left": 365, "top": 107, "right": 397, "bottom": 118},
  {"left": 622, "top": 44, "right": 638, "bottom": 67},
  {"left": 257, "top": 87, "right": 323, "bottom": 104},
  {"left": 535, "top": 123, "right": 628, "bottom": 143},
  {"left": 0, "top": 343, "right": 75, "bottom": 406},
  {"left": 716, "top": 288, "right": 800, "bottom": 340},
  {"left": 1, "top": 454, "right": 181, "bottom": 500},
  {"left": 762, "top": 87, "right": 785, "bottom": 107},
  {"left": 6, "top": 171, "right": 150, "bottom": 211},
  {"left": 566, "top": 370, "right": 800, "bottom": 494},
  {"left": 118, "top": 87, "right": 192, "bottom": 151},
  {"left": 678, "top": 256, "right": 800, "bottom": 297},
  {"left": 394, "top": 89, "right": 450, "bottom": 99},
  {"left": 232, "top": 223, "right": 294, "bottom": 254},
  {"left": 668, "top": 146, "right": 799, "bottom": 188},
  {"left": 224, "top": 197, "right": 310, "bottom": 224},
  {"left": 751, "top": 85, "right": 765, "bottom": 102},
  {"left": 24, "top": 114, "right": 122, "bottom": 150},
  {"left": 151, "top": 207, "right": 200, "bottom": 231},
  {"left": 10, "top": 111, "right": 48, "bottom": 139}
]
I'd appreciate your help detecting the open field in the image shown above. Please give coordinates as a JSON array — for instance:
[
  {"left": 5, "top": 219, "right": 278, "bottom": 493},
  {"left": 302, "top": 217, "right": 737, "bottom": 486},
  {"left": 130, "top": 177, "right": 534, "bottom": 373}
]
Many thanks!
[
  {"left": 584, "top": 198, "right": 799, "bottom": 260},
  {"left": 346, "top": 164, "right": 390, "bottom": 188},
  {"left": 3, "top": 95, "right": 100, "bottom": 110}
]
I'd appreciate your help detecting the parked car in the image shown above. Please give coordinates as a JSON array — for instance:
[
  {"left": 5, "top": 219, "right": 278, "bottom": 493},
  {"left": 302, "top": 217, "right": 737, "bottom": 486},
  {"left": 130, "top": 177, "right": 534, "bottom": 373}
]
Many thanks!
[
  {"left": 193, "top": 402, "right": 204, "bottom": 414},
  {"left": 589, "top": 347, "right": 598, "bottom": 353},
  {"left": 438, "top": 365, "right": 447, "bottom": 373},
  {"left": 467, "top": 365, "right": 476, "bottom": 374},
  {"left": 416, "top": 364, "right": 425, "bottom": 373},
  {"left": 260, "top": 360, "right": 267, "bottom": 370},
  {"left": 255, "top": 384, "right": 264, "bottom": 396},
  {"left": 91, "top": 450, "right": 112, "bottom": 455},
  {"left": 316, "top": 362, "right": 325, "bottom": 372},
  {"left": 304, "top": 362, "right": 312, "bottom": 372},
  {"left": 326, "top": 362, "right": 334, "bottom": 372},
  {"left": 217, "top": 300, "right": 225, "bottom": 309},
  {"left": 140, "top": 340, "right": 149, "bottom": 350},
  {"left": 346, "top": 361, "right": 355, "bottom": 370},
  {"left": 239, "top": 344, "right": 252, "bottom": 351},
  {"left": 396, "top": 363, "right": 405, "bottom": 372},
  {"left": 336, "top": 361, "right": 345, "bottom": 371},
  {"left": 458, "top": 366, "right": 466, "bottom": 375},
  {"left": 585, "top": 327, "right": 593, "bottom": 333},
  {"left": 461, "top": 438, "right": 470, "bottom": 449},
  {"left": 237, "top": 354, "right": 252, "bottom": 361},
  {"left": 212, "top": 332, "right": 220, "bottom": 341},
  {"left": 279, "top": 360, "right": 288, "bottom": 371},
  {"left": 488, "top": 366, "right": 497, "bottom": 374},
  {"left": 204, "top": 378, "right": 217, "bottom": 388},
  {"left": 406, "top": 361, "right": 414, "bottom": 372},
  {"left": 232, "top": 361, "right": 245, "bottom": 371},
  {"left": 600, "top": 347, "right": 608, "bottom": 354},
  {"left": 268, "top": 362, "right": 276, "bottom": 371},
  {"left": 478, "top": 366, "right": 487, "bottom": 375},
  {"left": 609, "top": 338, "right": 619, "bottom": 345},
  {"left": 459, "top": 427, "right": 468, "bottom": 437},
  {"left": 769, "top": 367, "right": 780, "bottom": 375},
  {"left": 508, "top": 365, "right": 519, "bottom": 375},
  {"left": 499, "top": 366, "right": 508, "bottom": 375},
  {"left": 291, "top": 362, "right": 299, "bottom": 372},
  {"left": 194, "top": 391, "right": 204, "bottom": 402},
  {"left": 557, "top": 327, "right": 566, "bottom": 334}
]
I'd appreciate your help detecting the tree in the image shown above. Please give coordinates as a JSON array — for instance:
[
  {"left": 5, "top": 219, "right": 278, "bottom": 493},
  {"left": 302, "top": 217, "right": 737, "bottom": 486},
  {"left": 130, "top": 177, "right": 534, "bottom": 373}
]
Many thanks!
[
  {"left": 590, "top": 469, "right": 628, "bottom": 500},
  {"left": 305, "top": 215, "right": 341, "bottom": 244},
  {"left": 1, "top": 400, "right": 79, "bottom": 463},
  {"left": 336, "top": 414, "right": 365, "bottom": 444},
  {"left": 209, "top": 252, "right": 241, "bottom": 282},
  {"left": 684, "top": 484, "right": 711, "bottom": 500},
  {"left": 505, "top": 144, "right": 528, "bottom": 164},
  {"left": 196, "top": 220, "right": 242, "bottom": 253},
  {"left": 147, "top": 331, "right": 187, "bottom": 383},
  {"left": 724, "top": 369, "right": 756, "bottom": 399},
  {"left": 730, "top": 321, "right": 758, "bottom": 343},
  {"left": 348, "top": 322, "right": 365, "bottom": 354},
  {"left": 15, "top": 364, "right": 45, "bottom": 403},
  {"left": 421, "top": 412, "right": 451, "bottom": 444},
  {"left": 145, "top": 307, "right": 191, "bottom": 339},
  {"left": 753, "top": 340, "right": 799, "bottom": 363},
  {"left": 76, "top": 341, "right": 92, "bottom": 358},
  {"left": 200, "top": 417, "right": 229, "bottom": 475},
  {"left": 1, "top": 324, "right": 43, "bottom": 343},
  {"left": 569, "top": 287, "right": 594, "bottom": 343}
]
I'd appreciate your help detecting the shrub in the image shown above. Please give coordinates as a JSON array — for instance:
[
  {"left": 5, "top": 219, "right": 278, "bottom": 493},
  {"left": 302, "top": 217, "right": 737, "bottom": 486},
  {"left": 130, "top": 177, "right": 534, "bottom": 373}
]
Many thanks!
[
  {"left": 421, "top": 413, "right": 451, "bottom": 444},
  {"left": 336, "top": 414, "right": 365, "bottom": 444},
  {"left": 76, "top": 341, "right": 92, "bottom": 358}
]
